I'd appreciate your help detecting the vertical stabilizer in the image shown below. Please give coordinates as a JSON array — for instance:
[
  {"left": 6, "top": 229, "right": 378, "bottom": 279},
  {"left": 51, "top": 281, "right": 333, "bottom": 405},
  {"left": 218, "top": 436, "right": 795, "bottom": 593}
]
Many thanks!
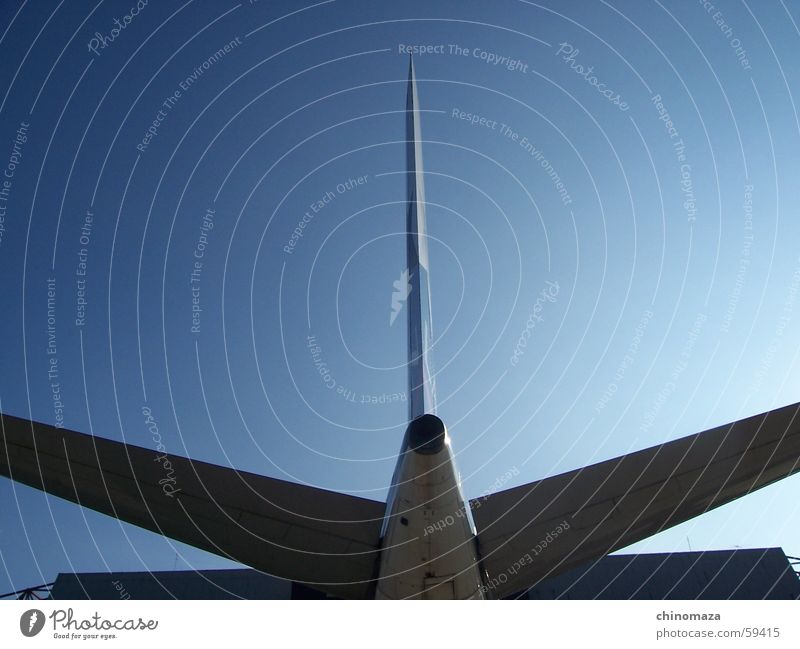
[{"left": 405, "top": 57, "right": 436, "bottom": 420}]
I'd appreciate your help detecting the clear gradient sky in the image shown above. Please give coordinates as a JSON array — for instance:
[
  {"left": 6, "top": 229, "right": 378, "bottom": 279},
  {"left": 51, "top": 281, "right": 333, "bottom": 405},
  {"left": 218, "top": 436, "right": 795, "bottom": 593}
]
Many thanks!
[{"left": 2, "top": 0, "right": 800, "bottom": 595}]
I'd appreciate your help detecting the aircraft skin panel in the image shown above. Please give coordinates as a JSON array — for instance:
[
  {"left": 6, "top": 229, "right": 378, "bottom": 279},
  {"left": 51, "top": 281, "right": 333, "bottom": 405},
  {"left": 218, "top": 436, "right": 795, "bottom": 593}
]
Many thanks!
[
  {"left": 375, "top": 415, "right": 484, "bottom": 599},
  {"left": 0, "top": 412, "right": 384, "bottom": 599},
  {"left": 471, "top": 401, "right": 800, "bottom": 599}
]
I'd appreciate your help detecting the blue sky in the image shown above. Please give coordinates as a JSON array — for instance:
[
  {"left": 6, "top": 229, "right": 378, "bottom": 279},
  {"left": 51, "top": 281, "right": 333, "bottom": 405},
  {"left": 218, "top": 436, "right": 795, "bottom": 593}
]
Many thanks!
[{"left": 2, "top": 0, "right": 800, "bottom": 594}]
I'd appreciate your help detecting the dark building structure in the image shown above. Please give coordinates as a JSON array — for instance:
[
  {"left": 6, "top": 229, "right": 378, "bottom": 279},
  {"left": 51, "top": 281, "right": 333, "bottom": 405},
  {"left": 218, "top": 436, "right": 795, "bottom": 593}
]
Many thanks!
[{"left": 44, "top": 548, "right": 799, "bottom": 600}]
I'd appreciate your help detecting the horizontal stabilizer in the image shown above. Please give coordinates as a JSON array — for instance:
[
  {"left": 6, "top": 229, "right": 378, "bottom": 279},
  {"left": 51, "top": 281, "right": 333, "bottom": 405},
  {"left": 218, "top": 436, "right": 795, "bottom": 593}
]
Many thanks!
[
  {"left": 472, "top": 401, "right": 800, "bottom": 598},
  {"left": 0, "top": 413, "right": 384, "bottom": 599}
]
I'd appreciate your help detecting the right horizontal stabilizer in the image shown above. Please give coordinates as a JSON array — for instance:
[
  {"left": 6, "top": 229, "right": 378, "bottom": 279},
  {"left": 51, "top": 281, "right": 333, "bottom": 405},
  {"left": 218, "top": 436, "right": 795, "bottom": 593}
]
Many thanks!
[{"left": 471, "top": 401, "right": 800, "bottom": 598}]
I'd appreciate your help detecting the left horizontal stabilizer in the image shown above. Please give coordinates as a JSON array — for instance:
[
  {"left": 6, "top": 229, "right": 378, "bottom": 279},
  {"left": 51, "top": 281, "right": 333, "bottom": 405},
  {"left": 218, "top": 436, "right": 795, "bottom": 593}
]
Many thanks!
[{"left": 0, "top": 413, "right": 385, "bottom": 598}]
